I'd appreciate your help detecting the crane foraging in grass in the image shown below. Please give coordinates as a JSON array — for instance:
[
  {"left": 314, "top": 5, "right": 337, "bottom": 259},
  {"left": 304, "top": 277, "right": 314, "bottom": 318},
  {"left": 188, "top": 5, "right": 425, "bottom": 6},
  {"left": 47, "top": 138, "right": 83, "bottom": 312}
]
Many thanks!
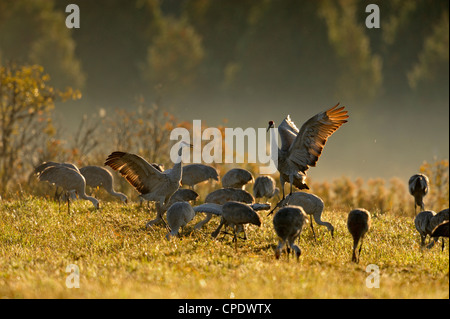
[
  {"left": 221, "top": 168, "right": 254, "bottom": 190},
  {"left": 193, "top": 201, "right": 266, "bottom": 247},
  {"left": 105, "top": 142, "right": 193, "bottom": 222},
  {"left": 347, "top": 208, "right": 371, "bottom": 263},
  {"left": 414, "top": 210, "right": 436, "bottom": 247},
  {"left": 267, "top": 103, "right": 348, "bottom": 198},
  {"left": 181, "top": 164, "right": 219, "bottom": 189},
  {"left": 268, "top": 192, "right": 333, "bottom": 240},
  {"left": 165, "top": 201, "right": 196, "bottom": 240},
  {"left": 79, "top": 165, "right": 128, "bottom": 203},
  {"left": 35, "top": 161, "right": 80, "bottom": 200},
  {"left": 193, "top": 187, "right": 255, "bottom": 230},
  {"left": 253, "top": 175, "right": 280, "bottom": 202},
  {"left": 408, "top": 173, "right": 429, "bottom": 214},
  {"left": 37, "top": 165, "right": 99, "bottom": 213},
  {"left": 272, "top": 205, "right": 308, "bottom": 261},
  {"left": 426, "top": 208, "right": 449, "bottom": 251},
  {"left": 147, "top": 188, "right": 198, "bottom": 228}
]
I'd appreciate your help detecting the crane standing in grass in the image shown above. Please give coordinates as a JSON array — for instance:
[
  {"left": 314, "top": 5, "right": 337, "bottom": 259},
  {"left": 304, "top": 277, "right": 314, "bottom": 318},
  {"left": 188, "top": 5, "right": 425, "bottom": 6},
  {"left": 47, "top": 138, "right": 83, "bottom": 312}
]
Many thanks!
[
  {"left": 267, "top": 103, "right": 348, "bottom": 198},
  {"left": 37, "top": 165, "right": 99, "bottom": 213},
  {"left": 408, "top": 173, "right": 429, "bottom": 214},
  {"left": 347, "top": 208, "right": 371, "bottom": 263},
  {"left": 80, "top": 165, "right": 128, "bottom": 204},
  {"left": 272, "top": 205, "right": 308, "bottom": 261}
]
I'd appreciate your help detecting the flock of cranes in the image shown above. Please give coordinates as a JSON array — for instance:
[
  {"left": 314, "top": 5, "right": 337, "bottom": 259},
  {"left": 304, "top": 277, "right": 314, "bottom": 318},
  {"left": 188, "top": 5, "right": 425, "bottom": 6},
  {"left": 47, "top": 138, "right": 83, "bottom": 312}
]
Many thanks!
[{"left": 33, "top": 104, "right": 448, "bottom": 262}]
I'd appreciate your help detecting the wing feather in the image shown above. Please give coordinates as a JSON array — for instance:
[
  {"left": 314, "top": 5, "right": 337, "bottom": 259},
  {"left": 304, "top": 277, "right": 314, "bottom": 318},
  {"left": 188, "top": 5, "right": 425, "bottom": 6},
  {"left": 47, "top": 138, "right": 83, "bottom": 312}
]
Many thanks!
[
  {"left": 104, "top": 151, "right": 166, "bottom": 194},
  {"left": 286, "top": 103, "right": 348, "bottom": 170}
]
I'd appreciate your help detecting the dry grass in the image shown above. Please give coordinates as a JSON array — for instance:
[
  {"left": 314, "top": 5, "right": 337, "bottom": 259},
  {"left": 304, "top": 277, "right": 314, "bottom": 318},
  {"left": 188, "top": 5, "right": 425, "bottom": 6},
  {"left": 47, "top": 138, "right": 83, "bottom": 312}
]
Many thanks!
[{"left": 0, "top": 195, "right": 448, "bottom": 299}]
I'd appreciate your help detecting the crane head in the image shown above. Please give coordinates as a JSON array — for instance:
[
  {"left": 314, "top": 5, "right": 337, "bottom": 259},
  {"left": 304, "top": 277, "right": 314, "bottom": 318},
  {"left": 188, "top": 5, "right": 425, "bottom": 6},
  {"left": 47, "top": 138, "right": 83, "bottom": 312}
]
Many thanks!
[{"left": 267, "top": 120, "right": 274, "bottom": 132}]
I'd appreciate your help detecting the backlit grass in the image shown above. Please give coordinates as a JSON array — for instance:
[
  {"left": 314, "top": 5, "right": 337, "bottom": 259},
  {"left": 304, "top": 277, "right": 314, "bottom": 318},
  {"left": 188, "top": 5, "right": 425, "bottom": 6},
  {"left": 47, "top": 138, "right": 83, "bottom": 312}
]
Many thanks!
[{"left": 0, "top": 195, "right": 448, "bottom": 299}]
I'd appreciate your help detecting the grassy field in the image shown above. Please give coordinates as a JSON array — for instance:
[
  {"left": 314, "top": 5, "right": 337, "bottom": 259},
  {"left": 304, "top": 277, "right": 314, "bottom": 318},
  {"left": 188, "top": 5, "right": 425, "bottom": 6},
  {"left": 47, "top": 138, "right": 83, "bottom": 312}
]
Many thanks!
[{"left": 0, "top": 194, "right": 448, "bottom": 299}]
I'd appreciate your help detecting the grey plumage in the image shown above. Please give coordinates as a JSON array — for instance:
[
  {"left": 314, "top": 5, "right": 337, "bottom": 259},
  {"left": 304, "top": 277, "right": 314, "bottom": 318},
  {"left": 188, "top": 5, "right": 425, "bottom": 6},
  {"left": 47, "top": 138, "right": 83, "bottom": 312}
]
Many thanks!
[
  {"left": 193, "top": 188, "right": 255, "bottom": 230},
  {"left": 414, "top": 210, "right": 436, "bottom": 247},
  {"left": 165, "top": 201, "right": 196, "bottom": 240},
  {"left": 267, "top": 103, "right": 348, "bottom": 198},
  {"left": 222, "top": 168, "right": 254, "bottom": 189},
  {"left": 193, "top": 201, "right": 262, "bottom": 244},
  {"left": 347, "top": 208, "right": 371, "bottom": 263},
  {"left": 273, "top": 205, "right": 307, "bottom": 261},
  {"left": 105, "top": 142, "right": 192, "bottom": 223},
  {"left": 181, "top": 164, "right": 219, "bottom": 189},
  {"left": 408, "top": 173, "right": 429, "bottom": 214},
  {"left": 253, "top": 175, "right": 280, "bottom": 201},
  {"left": 37, "top": 165, "right": 99, "bottom": 213},
  {"left": 426, "top": 208, "right": 449, "bottom": 250},
  {"left": 268, "top": 192, "right": 334, "bottom": 239},
  {"left": 35, "top": 161, "right": 80, "bottom": 175},
  {"left": 34, "top": 161, "right": 80, "bottom": 200},
  {"left": 148, "top": 188, "right": 199, "bottom": 228},
  {"left": 431, "top": 221, "right": 449, "bottom": 239},
  {"left": 79, "top": 165, "right": 128, "bottom": 203}
]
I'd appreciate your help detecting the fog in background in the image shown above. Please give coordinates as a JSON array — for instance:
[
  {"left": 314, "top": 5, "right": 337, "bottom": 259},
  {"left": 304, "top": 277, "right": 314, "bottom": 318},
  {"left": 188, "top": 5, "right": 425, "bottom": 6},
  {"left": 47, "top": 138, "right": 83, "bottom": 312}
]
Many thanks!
[{"left": 1, "top": 0, "right": 448, "bottom": 184}]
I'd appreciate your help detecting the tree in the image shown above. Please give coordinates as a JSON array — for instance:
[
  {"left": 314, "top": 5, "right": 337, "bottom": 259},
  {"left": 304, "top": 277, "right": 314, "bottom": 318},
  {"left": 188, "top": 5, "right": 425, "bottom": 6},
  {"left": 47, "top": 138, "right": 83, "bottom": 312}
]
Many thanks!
[
  {"left": 0, "top": 0, "right": 85, "bottom": 90},
  {"left": 0, "top": 63, "right": 80, "bottom": 195}
]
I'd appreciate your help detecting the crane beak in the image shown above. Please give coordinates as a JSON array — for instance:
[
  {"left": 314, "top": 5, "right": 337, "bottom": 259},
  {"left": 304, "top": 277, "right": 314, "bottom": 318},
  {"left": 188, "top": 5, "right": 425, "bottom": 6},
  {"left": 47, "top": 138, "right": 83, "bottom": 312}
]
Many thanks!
[{"left": 266, "top": 123, "right": 274, "bottom": 132}]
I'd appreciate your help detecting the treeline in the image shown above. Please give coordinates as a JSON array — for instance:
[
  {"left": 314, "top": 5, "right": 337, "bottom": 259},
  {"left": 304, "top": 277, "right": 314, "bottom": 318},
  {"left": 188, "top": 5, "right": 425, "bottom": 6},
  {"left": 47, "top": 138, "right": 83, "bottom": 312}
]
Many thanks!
[{"left": 1, "top": 0, "right": 448, "bottom": 110}]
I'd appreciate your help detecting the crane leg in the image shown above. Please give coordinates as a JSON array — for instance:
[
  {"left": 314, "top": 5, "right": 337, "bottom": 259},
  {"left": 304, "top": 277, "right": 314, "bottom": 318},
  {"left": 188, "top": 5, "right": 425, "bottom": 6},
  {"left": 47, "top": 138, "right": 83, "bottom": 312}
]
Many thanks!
[{"left": 310, "top": 217, "right": 317, "bottom": 241}]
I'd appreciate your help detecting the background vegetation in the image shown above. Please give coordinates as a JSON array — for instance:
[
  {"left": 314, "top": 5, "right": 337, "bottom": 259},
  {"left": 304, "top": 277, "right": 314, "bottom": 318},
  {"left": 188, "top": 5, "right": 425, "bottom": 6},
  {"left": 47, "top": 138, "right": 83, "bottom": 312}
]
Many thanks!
[{"left": 0, "top": 0, "right": 448, "bottom": 299}]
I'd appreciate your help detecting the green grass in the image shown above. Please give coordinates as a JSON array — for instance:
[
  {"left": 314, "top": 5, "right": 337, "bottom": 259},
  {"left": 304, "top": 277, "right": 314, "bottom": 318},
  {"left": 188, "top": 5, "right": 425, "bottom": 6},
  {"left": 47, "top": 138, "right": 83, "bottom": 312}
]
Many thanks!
[{"left": 0, "top": 195, "right": 448, "bottom": 299}]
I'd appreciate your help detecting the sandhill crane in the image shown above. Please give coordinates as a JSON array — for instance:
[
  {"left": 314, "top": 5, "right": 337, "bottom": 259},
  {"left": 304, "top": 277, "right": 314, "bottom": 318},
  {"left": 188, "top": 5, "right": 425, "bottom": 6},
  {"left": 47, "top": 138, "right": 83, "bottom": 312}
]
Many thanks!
[
  {"left": 104, "top": 142, "right": 192, "bottom": 220},
  {"left": 267, "top": 103, "right": 348, "bottom": 198},
  {"left": 272, "top": 205, "right": 308, "bottom": 261},
  {"left": 268, "top": 192, "right": 333, "bottom": 240},
  {"left": 193, "top": 201, "right": 263, "bottom": 247},
  {"left": 414, "top": 210, "right": 436, "bottom": 247},
  {"left": 79, "top": 165, "right": 128, "bottom": 203},
  {"left": 253, "top": 175, "right": 280, "bottom": 202},
  {"left": 165, "top": 201, "right": 196, "bottom": 240},
  {"left": 37, "top": 165, "right": 99, "bottom": 213},
  {"left": 347, "top": 208, "right": 371, "bottom": 263},
  {"left": 430, "top": 221, "right": 449, "bottom": 252},
  {"left": 222, "top": 168, "right": 254, "bottom": 189},
  {"left": 427, "top": 208, "right": 449, "bottom": 251},
  {"left": 147, "top": 188, "right": 198, "bottom": 227},
  {"left": 193, "top": 188, "right": 255, "bottom": 230},
  {"left": 182, "top": 164, "right": 219, "bottom": 189},
  {"left": 408, "top": 173, "right": 429, "bottom": 214},
  {"left": 35, "top": 161, "right": 80, "bottom": 200}
]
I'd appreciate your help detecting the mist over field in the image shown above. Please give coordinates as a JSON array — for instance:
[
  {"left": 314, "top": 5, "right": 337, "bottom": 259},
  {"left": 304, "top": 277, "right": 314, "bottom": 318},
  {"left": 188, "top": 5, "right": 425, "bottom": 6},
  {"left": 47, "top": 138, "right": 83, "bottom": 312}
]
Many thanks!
[{"left": 1, "top": 0, "right": 448, "bottom": 185}]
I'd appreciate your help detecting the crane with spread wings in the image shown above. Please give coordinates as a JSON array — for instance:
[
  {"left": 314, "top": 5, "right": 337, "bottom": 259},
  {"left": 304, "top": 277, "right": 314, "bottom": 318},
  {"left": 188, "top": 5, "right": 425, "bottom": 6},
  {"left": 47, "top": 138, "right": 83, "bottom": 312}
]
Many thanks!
[{"left": 267, "top": 103, "right": 348, "bottom": 198}]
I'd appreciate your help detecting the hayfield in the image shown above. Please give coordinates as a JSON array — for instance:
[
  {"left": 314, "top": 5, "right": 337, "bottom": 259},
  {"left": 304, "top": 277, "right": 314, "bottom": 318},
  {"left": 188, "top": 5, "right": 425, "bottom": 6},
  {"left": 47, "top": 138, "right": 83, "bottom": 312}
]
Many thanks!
[{"left": 0, "top": 194, "right": 448, "bottom": 299}]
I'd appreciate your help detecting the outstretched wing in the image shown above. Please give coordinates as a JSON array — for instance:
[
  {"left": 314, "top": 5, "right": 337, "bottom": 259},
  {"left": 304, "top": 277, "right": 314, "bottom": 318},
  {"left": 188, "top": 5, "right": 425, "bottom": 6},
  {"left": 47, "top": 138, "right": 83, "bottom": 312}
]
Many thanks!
[
  {"left": 278, "top": 115, "right": 300, "bottom": 151},
  {"left": 193, "top": 203, "right": 223, "bottom": 215},
  {"left": 104, "top": 151, "right": 166, "bottom": 194},
  {"left": 286, "top": 103, "right": 348, "bottom": 171}
]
